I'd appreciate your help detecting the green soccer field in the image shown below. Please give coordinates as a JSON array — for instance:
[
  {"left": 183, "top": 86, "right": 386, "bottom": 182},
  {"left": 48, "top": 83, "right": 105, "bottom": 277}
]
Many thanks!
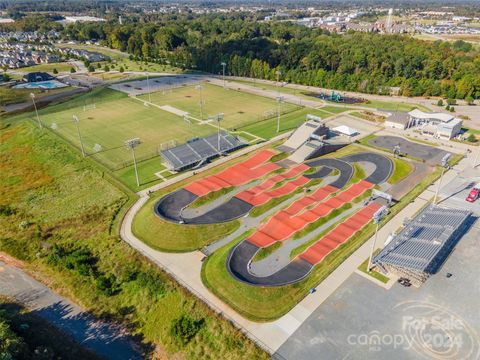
[
  {"left": 38, "top": 88, "right": 215, "bottom": 170},
  {"left": 138, "top": 82, "right": 300, "bottom": 130}
]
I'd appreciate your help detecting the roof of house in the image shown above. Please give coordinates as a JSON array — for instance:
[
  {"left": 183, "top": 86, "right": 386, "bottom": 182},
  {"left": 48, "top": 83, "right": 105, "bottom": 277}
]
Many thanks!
[{"left": 408, "top": 109, "right": 454, "bottom": 123}]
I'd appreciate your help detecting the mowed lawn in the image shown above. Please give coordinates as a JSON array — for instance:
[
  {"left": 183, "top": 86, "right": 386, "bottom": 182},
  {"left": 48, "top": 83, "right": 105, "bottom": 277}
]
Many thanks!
[
  {"left": 38, "top": 88, "right": 214, "bottom": 169},
  {"left": 138, "top": 83, "right": 300, "bottom": 130}
]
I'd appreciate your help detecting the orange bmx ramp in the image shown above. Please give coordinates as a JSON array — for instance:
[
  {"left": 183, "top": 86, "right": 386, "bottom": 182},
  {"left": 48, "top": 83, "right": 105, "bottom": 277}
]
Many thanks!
[
  {"left": 184, "top": 150, "right": 280, "bottom": 196},
  {"left": 247, "top": 181, "right": 374, "bottom": 248},
  {"left": 300, "top": 202, "right": 381, "bottom": 265}
]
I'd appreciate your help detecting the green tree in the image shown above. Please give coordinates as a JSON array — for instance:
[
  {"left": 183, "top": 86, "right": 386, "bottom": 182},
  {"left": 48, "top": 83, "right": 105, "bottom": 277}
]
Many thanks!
[
  {"left": 119, "top": 66, "right": 124, "bottom": 73},
  {"left": 87, "top": 65, "right": 95, "bottom": 73},
  {"left": 466, "top": 96, "right": 474, "bottom": 105},
  {"left": 437, "top": 99, "right": 443, "bottom": 106},
  {"left": 70, "top": 67, "right": 76, "bottom": 73},
  {"left": 52, "top": 68, "right": 58, "bottom": 74},
  {"left": 467, "top": 133, "right": 477, "bottom": 143}
]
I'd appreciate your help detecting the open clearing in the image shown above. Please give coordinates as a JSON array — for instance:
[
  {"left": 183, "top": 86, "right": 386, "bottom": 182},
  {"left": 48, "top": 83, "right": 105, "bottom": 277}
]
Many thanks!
[{"left": 138, "top": 82, "right": 301, "bottom": 130}]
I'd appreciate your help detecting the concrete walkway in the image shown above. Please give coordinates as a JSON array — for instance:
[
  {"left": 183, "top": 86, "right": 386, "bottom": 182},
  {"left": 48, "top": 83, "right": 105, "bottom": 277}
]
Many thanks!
[
  {"left": 0, "top": 258, "right": 143, "bottom": 360},
  {"left": 119, "top": 134, "right": 473, "bottom": 354}
]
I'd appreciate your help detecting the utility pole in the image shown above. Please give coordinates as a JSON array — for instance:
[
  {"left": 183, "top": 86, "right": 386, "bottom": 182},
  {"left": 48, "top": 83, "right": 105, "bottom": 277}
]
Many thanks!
[
  {"left": 367, "top": 206, "right": 388, "bottom": 272},
  {"left": 275, "top": 70, "right": 281, "bottom": 97},
  {"left": 146, "top": 72, "right": 151, "bottom": 103},
  {"left": 221, "top": 62, "right": 226, "bottom": 88},
  {"left": 276, "top": 96, "right": 284, "bottom": 133},
  {"left": 30, "top": 93, "right": 42, "bottom": 129},
  {"left": 125, "top": 138, "right": 141, "bottom": 187},
  {"left": 72, "top": 115, "right": 85, "bottom": 157},
  {"left": 196, "top": 85, "right": 204, "bottom": 120},
  {"left": 434, "top": 153, "right": 451, "bottom": 205},
  {"left": 209, "top": 113, "right": 224, "bottom": 151}
]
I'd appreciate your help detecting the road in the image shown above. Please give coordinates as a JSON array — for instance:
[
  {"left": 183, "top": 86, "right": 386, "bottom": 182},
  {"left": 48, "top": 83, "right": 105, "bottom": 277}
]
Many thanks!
[{"left": 0, "top": 257, "right": 143, "bottom": 360}]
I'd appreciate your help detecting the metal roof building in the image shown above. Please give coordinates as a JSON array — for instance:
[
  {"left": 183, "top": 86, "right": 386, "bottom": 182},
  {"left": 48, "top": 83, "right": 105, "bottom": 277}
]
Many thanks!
[{"left": 373, "top": 205, "right": 471, "bottom": 286}]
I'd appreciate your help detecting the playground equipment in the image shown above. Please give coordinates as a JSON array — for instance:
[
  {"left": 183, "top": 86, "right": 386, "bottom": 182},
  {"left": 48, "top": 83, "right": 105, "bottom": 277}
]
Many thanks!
[{"left": 318, "top": 91, "right": 342, "bottom": 102}]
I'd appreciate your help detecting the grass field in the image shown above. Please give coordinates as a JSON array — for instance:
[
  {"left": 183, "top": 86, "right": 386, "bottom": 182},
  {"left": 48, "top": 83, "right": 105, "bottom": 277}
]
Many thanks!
[
  {"left": 359, "top": 99, "right": 431, "bottom": 112},
  {"left": 34, "top": 87, "right": 216, "bottom": 170},
  {"left": 237, "top": 107, "right": 332, "bottom": 139},
  {"left": 139, "top": 82, "right": 301, "bottom": 130},
  {"left": 15, "top": 62, "right": 75, "bottom": 74},
  {"left": 0, "top": 120, "right": 267, "bottom": 359}
]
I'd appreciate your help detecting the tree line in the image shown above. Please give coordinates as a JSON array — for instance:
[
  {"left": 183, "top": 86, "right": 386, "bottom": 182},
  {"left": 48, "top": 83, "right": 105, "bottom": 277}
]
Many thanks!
[{"left": 4, "top": 12, "right": 480, "bottom": 99}]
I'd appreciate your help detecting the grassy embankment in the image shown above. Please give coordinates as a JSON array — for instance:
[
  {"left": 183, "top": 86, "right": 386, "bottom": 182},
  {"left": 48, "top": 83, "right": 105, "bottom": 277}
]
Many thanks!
[{"left": 0, "top": 119, "right": 267, "bottom": 359}]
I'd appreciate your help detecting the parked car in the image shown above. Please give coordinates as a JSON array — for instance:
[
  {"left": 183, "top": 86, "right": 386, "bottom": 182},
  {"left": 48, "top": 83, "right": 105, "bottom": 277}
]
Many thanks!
[{"left": 466, "top": 183, "right": 480, "bottom": 203}]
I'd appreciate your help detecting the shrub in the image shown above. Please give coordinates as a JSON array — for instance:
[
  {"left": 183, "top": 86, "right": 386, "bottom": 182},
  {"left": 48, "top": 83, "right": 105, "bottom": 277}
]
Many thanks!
[
  {"left": 449, "top": 106, "right": 455, "bottom": 112},
  {"left": 87, "top": 65, "right": 95, "bottom": 73},
  {"left": 103, "top": 65, "right": 110, "bottom": 72},
  {"left": 437, "top": 99, "right": 443, "bottom": 106},
  {"left": 70, "top": 67, "right": 76, "bottom": 73},
  {"left": 447, "top": 98, "right": 456, "bottom": 105},
  {"left": 0, "top": 205, "right": 15, "bottom": 216},
  {"left": 95, "top": 275, "right": 119, "bottom": 296},
  {"left": 466, "top": 96, "right": 475, "bottom": 105},
  {"left": 119, "top": 66, "right": 124, "bottom": 73},
  {"left": 170, "top": 315, "right": 204, "bottom": 345},
  {"left": 52, "top": 68, "right": 58, "bottom": 74},
  {"left": 467, "top": 133, "right": 477, "bottom": 143}
]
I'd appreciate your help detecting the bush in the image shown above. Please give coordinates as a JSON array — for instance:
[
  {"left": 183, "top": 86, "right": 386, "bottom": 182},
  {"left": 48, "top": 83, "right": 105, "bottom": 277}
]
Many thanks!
[
  {"left": 87, "top": 65, "right": 95, "bottom": 73},
  {"left": 0, "top": 205, "right": 15, "bottom": 216},
  {"left": 170, "top": 315, "right": 204, "bottom": 345},
  {"left": 437, "top": 99, "right": 443, "bottom": 106},
  {"left": 95, "top": 275, "right": 119, "bottom": 296},
  {"left": 466, "top": 96, "right": 475, "bottom": 105},
  {"left": 447, "top": 98, "right": 456, "bottom": 105},
  {"left": 119, "top": 66, "right": 124, "bottom": 73},
  {"left": 52, "top": 68, "right": 58, "bottom": 74},
  {"left": 467, "top": 133, "right": 477, "bottom": 143},
  {"left": 449, "top": 106, "right": 455, "bottom": 112},
  {"left": 103, "top": 65, "right": 110, "bottom": 72},
  {"left": 70, "top": 67, "right": 76, "bottom": 73}
]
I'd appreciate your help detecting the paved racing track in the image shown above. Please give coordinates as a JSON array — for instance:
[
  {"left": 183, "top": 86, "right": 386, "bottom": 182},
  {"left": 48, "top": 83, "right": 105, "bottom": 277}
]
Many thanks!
[
  {"left": 227, "top": 241, "right": 314, "bottom": 286},
  {"left": 342, "top": 152, "right": 393, "bottom": 184},
  {"left": 226, "top": 152, "right": 393, "bottom": 287},
  {"left": 368, "top": 135, "right": 447, "bottom": 164}
]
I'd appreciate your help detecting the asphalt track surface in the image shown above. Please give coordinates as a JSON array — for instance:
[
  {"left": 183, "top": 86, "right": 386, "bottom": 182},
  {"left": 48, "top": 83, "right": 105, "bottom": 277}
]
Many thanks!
[
  {"left": 368, "top": 135, "right": 447, "bottom": 164},
  {"left": 226, "top": 241, "right": 313, "bottom": 286},
  {"left": 154, "top": 164, "right": 335, "bottom": 224},
  {"left": 226, "top": 152, "right": 392, "bottom": 287},
  {"left": 305, "top": 158, "right": 353, "bottom": 188},
  {"left": 342, "top": 152, "right": 393, "bottom": 184}
]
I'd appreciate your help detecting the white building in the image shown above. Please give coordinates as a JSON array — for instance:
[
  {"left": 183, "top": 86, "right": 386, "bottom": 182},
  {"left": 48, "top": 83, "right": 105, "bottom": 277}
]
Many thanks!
[{"left": 407, "top": 109, "right": 463, "bottom": 139}]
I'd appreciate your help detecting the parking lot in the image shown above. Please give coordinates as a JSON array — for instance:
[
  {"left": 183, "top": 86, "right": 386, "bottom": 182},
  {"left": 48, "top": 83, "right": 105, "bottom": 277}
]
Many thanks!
[
  {"left": 275, "top": 219, "right": 480, "bottom": 360},
  {"left": 438, "top": 166, "right": 480, "bottom": 215}
]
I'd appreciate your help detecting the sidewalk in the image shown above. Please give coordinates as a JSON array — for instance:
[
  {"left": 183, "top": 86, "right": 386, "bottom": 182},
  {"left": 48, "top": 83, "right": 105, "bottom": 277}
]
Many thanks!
[
  {"left": 0, "top": 259, "right": 143, "bottom": 360},
  {"left": 119, "top": 141, "right": 472, "bottom": 354}
]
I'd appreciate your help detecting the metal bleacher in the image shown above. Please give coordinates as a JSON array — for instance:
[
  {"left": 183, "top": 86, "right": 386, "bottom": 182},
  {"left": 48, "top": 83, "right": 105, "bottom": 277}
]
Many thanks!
[
  {"left": 161, "top": 131, "right": 247, "bottom": 171},
  {"left": 373, "top": 205, "right": 471, "bottom": 281}
]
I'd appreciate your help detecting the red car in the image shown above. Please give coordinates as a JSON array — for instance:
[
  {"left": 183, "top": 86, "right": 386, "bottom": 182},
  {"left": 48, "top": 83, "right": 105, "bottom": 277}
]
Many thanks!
[{"left": 466, "top": 185, "right": 480, "bottom": 203}]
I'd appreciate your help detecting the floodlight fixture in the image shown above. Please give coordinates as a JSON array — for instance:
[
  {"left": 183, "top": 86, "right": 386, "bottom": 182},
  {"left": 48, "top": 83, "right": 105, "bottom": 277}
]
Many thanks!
[{"left": 125, "top": 138, "right": 141, "bottom": 186}]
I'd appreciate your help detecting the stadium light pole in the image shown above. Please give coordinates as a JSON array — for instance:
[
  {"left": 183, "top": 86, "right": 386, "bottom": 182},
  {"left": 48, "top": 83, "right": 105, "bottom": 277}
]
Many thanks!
[
  {"left": 276, "top": 96, "right": 284, "bottom": 133},
  {"left": 30, "top": 93, "right": 42, "bottom": 129},
  {"left": 221, "top": 62, "right": 226, "bottom": 88},
  {"left": 196, "top": 85, "right": 204, "bottom": 120},
  {"left": 125, "top": 138, "right": 141, "bottom": 187},
  {"left": 474, "top": 148, "right": 480, "bottom": 168},
  {"left": 367, "top": 206, "right": 388, "bottom": 272},
  {"left": 275, "top": 70, "right": 281, "bottom": 97},
  {"left": 146, "top": 72, "right": 151, "bottom": 103},
  {"left": 433, "top": 153, "right": 451, "bottom": 205},
  {"left": 72, "top": 115, "right": 85, "bottom": 157}
]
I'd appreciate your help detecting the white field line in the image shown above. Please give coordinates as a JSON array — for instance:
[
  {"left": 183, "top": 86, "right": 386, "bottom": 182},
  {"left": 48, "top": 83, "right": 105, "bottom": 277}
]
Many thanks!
[{"left": 132, "top": 96, "right": 266, "bottom": 142}]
